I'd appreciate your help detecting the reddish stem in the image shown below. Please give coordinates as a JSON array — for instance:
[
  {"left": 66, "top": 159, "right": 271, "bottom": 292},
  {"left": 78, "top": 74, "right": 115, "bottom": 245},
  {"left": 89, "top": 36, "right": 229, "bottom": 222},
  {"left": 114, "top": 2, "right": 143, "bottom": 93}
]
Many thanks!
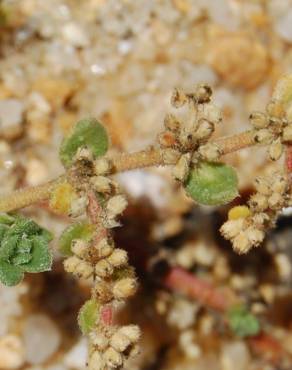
[
  {"left": 163, "top": 266, "right": 234, "bottom": 312},
  {"left": 285, "top": 145, "right": 292, "bottom": 174},
  {"left": 100, "top": 305, "right": 114, "bottom": 326}
]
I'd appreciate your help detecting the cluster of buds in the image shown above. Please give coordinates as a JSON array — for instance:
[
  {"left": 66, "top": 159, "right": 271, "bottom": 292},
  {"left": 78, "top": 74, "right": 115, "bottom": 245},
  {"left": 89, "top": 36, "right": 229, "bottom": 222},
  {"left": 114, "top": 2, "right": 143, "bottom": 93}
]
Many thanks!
[
  {"left": 158, "top": 85, "right": 222, "bottom": 183},
  {"left": 89, "top": 325, "right": 141, "bottom": 370},
  {"left": 250, "top": 99, "right": 292, "bottom": 161},
  {"left": 63, "top": 147, "right": 140, "bottom": 370},
  {"left": 221, "top": 172, "right": 290, "bottom": 254},
  {"left": 64, "top": 239, "right": 94, "bottom": 279}
]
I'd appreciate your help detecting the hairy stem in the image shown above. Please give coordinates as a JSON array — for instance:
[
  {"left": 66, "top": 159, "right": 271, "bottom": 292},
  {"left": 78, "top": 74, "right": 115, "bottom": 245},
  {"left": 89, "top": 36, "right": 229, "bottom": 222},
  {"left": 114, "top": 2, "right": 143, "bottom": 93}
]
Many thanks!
[
  {"left": 0, "top": 176, "right": 65, "bottom": 213},
  {"left": 0, "top": 130, "right": 256, "bottom": 213}
]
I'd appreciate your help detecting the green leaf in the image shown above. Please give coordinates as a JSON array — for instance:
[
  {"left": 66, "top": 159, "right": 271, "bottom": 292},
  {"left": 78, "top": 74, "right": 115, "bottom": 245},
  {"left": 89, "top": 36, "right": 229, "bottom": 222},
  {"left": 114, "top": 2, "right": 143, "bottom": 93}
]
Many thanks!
[
  {"left": 0, "top": 260, "right": 23, "bottom": 286},
  {"left": 0, "top": 213, "right": 15, "bottom": 225},
  {"left": 8, "top": 217, "right": 41, "bottom": 237},
  {"left": 20, "top": 236, "right": 52, "bottom": 273},
  {"left": 59, "top": 118, "right": 109, "bottom": 167},
  {"left": 0, "top": 215, "right": 53, "bottom": 286},
  {"left": 0, "top": 224, "right": 9, "bottom": 240},
  {"left": 78, "top": 299, "right": 100, "bottom": 335},
  {"left": 11, "top": 238, "right": 32, "bottom": 265},
  {"left": 59, "top": 222, "right": 95, "bottom": 256},
  {"left": 228, "top": 305, "right": 260, "bottom": 338},
  {"left": 185, "top": 161, "right": 238, "bottom": 206},
  {"left": 11, "top": 252, "right": 32, "bottom": 265},
  {"left": 0, "top": 235, "right": 18, "bottom": 261}
]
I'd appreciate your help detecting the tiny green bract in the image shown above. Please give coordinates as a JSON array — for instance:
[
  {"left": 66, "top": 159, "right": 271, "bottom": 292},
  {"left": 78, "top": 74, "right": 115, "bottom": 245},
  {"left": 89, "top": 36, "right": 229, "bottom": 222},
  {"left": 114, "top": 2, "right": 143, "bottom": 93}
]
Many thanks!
[
  {"left": 59, "top": 221, "right": 95, "bottom": 256},
  {"left": 78, "top": 299, "right": 100, "bottom": 334},
  {"left": 185, "top": 161, "right": 238, "bottom": 206}
]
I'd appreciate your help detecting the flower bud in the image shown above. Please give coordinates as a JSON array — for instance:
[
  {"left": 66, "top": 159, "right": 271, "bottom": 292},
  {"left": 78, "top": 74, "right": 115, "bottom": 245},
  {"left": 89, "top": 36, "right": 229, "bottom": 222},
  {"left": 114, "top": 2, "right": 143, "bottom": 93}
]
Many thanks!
[
  {"left": 248, "top": 194, "right": 268, "bottom": 211},
  {"left": 164, "top": 113, "right": 180, "bottom": 131},
  {"left": 71, "top": 239, "right": 87, "bottom": 258},
  {"left": 282, "top": 125, "right": 292, "bottom": 142},
  {"left": 194, "top": 84, "right": 212, "bottom": 104},
  {"left": 94, "top": 158, "right": 111, "bottom": 175},
  {"left": 90, "top": 332, "right": 109, "bottom": 350},
  {"left": 266, "top": 99, "right": 285, "bottom": 118},
  {"left": 249, "top": 111, "right": 268, "bottom": 129},
  {"left": 110, "top": 332, "right": 131, "bottom": 352},
  {"left": 88, "top": 350, "right": 104, "bottom": 370},
  {"left": 203, "top": 103, "right": 222, "bottom": 123},
  {"left": 103, "top": 347, "right": 123, "bottom": 368},
  {"left": 198, "top": 143, "right": 221, "bottom": 161},
  {"left": 246, "top": 227, "right": 264, "bottom": 247},
  {"left": 196, "top": 119, "right": 214, "bottom": 141},
  {"left": 268, "top": 193, "right": 283, "bottom": 209},
  {"left": 75, "top": 261, "right": 94, "bottom": 279},
  {"left": 94, "top": 281, "right": 113, "bottom": 303},
  {"left": 95, "top": 239, "right": 114, "bottom": 258},
  {"left": 69, "top": 196, "right": 88, "bottom": 218},
  {"left": 233, "top": 232, "right": 252, "bottom": 254},
  {"left": 107, "top": 195, "right": 128, "bottom": 218},
  {"left": 172, "top": 153, "right": 190, "bottom": 182},
  {"left": 113, "top": 278, "right": 138, "bottom": 299},
  {"left": 269, "top": 138, "right": 283, "bottom": 161},
  {"left": 162, "top": 148, "right": 181, "bottom": 164},
  {"left": 119, "top": 325, "right": 141, "bottom": 343},
  {"left": 64, "top": 256, "right": 81, "bottom": 273},
  {"left": 95, "top": 259, "right": 114, "bottom": 278},
  {"left": 75, "top": 147, "right": 94, "bottom": 162},
  {"left": 107, "top": 249, "right": 128, "bottom": 267},
  {"left": 171, "top": 88, "right": 187, "bottom": 108},
  {"left": 254, "top": 177, "right": 271, "bottom": 195},
  {"left": 91, "top": 176, "right": 112, "bottom": 193},
  {"left": 220, "top": 219, "right": 245, "bottom": 240},
  {"left": 253, "top": 129, "right": 274, "bottom": 144},
  {"left": 271, "top": 175, "right": 287, "bottom": 194}
]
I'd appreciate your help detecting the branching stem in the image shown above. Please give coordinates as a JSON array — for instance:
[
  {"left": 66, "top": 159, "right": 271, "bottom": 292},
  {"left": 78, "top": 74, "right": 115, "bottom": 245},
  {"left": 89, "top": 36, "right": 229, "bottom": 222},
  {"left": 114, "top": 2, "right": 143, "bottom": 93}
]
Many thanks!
[{"left": 0, "top": 130, "right": 256, "bottom": 213}]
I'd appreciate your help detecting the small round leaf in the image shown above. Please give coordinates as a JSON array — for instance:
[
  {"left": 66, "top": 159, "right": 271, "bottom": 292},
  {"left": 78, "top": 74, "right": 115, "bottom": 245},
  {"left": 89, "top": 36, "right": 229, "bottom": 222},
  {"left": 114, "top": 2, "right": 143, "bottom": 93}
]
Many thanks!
[
  {"left": 185, "top": 161, "right": 238, "bottom": 206},
  {"left": 59, "top": 118, "right": 109, "bottom": 167}
]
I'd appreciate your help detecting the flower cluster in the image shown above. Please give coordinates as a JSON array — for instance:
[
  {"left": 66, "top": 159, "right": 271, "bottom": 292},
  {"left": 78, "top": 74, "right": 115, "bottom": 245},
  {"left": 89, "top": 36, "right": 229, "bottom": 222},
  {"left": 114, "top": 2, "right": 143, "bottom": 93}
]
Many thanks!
[
  {"left": 250, "top": 99, "right": 292, "bottom": 161},
  {"left": 221, "top": 171, "right": 291, "bottom": 254},
  {"left": 159, "top": 85, "right": 222, "bottom": 182},
  {"left": 62, "top": 150, "right": 139, "bottom": 369},
  {"left": 89, "top": 324, "right": 140, "bottom": 370}
]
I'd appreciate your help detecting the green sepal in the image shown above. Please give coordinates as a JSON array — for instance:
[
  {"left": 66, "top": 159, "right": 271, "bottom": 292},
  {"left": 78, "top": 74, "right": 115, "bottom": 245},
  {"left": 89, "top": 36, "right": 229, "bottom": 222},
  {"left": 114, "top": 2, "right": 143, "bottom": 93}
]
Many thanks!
[
  {"left": 227, "top": 305, "right": 261, "bottom": 338},
  {"left": 0, "top": 260, "right": 23, "bottom": 286},
  {"left": 185, "top": 161, "right": 238, "bottom": 206},
  {"left": 59, "top": 118, "right": 109, "bottom": 168},
  {"left": 78, "top": 299, "right": 100, "bottom": 335},
  {"left": 59, "top": 222, "right": 95, "bottom": 256}
]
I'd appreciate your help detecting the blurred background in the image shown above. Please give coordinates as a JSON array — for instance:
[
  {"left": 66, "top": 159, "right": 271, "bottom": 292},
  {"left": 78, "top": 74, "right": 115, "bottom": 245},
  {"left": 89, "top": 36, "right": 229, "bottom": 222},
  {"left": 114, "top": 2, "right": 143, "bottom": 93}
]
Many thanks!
[{"left": 1, "top": 0, "right": 292, "bottom": 369}]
